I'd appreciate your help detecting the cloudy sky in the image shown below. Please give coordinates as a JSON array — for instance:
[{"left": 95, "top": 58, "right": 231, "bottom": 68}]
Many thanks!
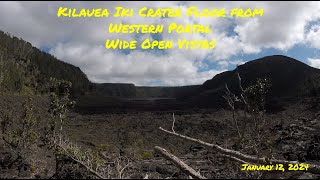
[{"left": 1, "top": 1, "right": 320, "bottom": 86}]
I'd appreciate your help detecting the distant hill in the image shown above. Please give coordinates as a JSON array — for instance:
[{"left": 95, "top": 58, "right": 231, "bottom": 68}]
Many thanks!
[
  {"left": 1, "top": 30, "right": 320, "bottom": 111},
  {"left": 75, "top": 55, "right": 320, "bottom": 112},
  {"left": 185, "top": 55, "right": 320, "bottom": 108}
]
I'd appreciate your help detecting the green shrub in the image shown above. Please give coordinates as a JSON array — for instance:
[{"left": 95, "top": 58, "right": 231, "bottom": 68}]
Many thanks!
[
  {"left": 142, "top": 151, "right": 152, "bottom": 160},
  {"left": 19, "top": 84, "right": 34, "bottom": 95},
  {"left": 97, "top": 143, "right": 109, "bottom": 152}
]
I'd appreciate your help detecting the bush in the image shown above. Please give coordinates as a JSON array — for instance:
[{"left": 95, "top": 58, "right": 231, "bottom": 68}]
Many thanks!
[
  {"left": 97, "top": 143, "right": 109, "bottom": 152},
  {"left": 142, "top": 151, "right": 152, "bottom": 160}
]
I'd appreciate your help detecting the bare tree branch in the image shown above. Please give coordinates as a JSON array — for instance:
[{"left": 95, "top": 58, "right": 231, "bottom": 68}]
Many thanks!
[
  {"left": 172, "top": 113, "right": 176, "bottom": 133},
  {"left": 154, "top": 146, "right": 207, "bottom": 179},
  {"left": 58, "top": 145, "right": 105, "bottom": 179},
  {"left": 159, "top": 127, "right": 320, "bottom": 175},
  {"left": 223, "top": 84, "right": 241, "bottom": 139}
]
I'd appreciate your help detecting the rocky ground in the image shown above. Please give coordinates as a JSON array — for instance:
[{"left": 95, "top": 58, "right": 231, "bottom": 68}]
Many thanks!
[{"left": 0, "top": 95, "right": 320, "bottom": 179}]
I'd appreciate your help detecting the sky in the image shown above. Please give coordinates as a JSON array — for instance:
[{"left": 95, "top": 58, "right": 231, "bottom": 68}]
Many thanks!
[{"left": 1, "top": 1, "right": 320, "bottom": 86}]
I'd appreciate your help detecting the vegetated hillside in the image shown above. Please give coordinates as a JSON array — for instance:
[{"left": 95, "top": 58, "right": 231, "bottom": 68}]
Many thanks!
[
  {"left": 0, "top": 30, "right": 199, "bottom": 99},
  {"left": 0, "top": 30, "right": 91, "bottom": 96},
  {"left": 186, "top": 55, "right": 320, "bottom": 108}
]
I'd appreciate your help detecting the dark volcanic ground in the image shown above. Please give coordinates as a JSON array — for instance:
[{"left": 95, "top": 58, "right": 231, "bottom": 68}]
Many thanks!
[{"left": 1, "top": 95, "right": 320, "bottom": 179}]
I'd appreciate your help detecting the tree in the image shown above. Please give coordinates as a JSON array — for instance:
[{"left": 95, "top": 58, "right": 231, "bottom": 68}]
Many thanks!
[
  {"left": 1, "top": 96, "right": 38, "bottom": 163},
  {"left": 48, "top": 77, "right": 75, "bottom": 146},
  {"left": 46, "top": 77, "right": 132, "bottom": 179},
  {"left": 223, "top": 71, "right": 272, "bottom": 157}
]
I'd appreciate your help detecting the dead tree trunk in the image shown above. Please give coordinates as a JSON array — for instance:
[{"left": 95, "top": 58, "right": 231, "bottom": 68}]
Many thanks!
[
  {"left": 154, "top": 146, "right": 207, "bottom": 179},
  {"left": 158, "top": 127, "right": 320, "bottom": 175}
]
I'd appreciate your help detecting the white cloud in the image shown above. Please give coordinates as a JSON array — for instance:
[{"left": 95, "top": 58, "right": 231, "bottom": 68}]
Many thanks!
[
  {"left": 217, "top": 61, "right": 229, "bottom": 68},
  {"left": 50, "top": 42, "right": 226, "bottom": 86},
  {"left": 306, "top": 24, "right": 320, "bottom": 49},
  {"left": 234, "top": 1, "right": 320, "bottom": 51},
  {"left": 308, "top": 58, "right": 320, "bottom": 69},
  {"left": 1, "top": 1, "right": 320, "bottom": 86}
]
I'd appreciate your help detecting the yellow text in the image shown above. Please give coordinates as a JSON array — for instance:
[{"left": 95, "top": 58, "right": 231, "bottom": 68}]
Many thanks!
[
  {"left": 141, "top": 39, "right": 173, "bottom": 49},
  {"left": 105, "top": 39, "right": 137, "bottom": 49},
  {"left": 230, "top": 8, "right": 264, "bottom": 17},
  {"left": 57, "top": 7, "right": 109, "bottom": 17},
  {"left": 168, "top": 23, "right": 211, "bottom": 34}
]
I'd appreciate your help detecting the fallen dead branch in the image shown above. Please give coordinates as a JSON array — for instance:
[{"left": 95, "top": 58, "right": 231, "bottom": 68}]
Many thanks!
[
  {"left": 58, "top": 144, "right": 105, "bottom": 179},
  {"left": 158, "top": 127, "right": 320, "bottom": 175},
  {"left": 154, "top": 146, "right": 207, "bottom": 179},
  {"left": 58, "top": 138, "right": 132, "bottom": 179}
]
